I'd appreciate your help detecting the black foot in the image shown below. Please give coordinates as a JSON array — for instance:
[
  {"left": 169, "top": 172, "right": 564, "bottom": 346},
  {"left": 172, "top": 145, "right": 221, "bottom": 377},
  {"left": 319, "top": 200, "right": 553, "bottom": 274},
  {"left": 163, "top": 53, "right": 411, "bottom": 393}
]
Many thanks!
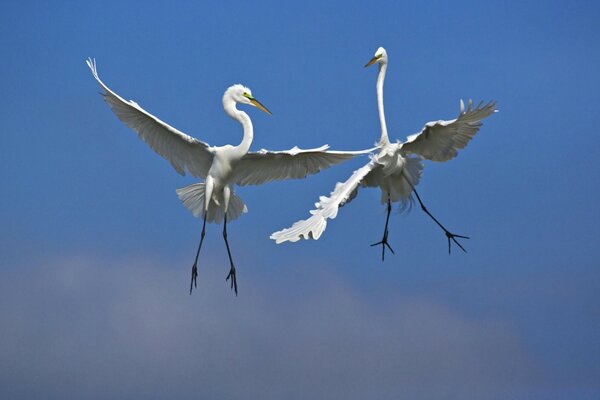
[
  {"left": 370, "top": 229, "right": 395, "bottom": 261},
  {"left": 226, "top": 266, "right": 238, "bottom": 296},
  {"left": 445, "top": 231, "right": 470, "bottom": 254},
  {"left": 190, "top": 263, "right": 198, "bottom": 295}
]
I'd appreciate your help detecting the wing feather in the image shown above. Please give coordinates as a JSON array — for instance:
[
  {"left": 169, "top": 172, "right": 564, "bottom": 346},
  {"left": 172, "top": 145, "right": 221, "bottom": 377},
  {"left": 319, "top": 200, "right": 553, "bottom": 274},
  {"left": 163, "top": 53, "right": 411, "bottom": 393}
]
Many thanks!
[
  {"left": 270, "top": 159, "right": 378, "bottom": 243},
  {"left": 232, "top": 145, "right": 375, "bottom": 186},
  {"left": 86, "top": 58, "right": 214, "bottom": 178},
  {"left": 401, "top": 99, "right": 497, "bottom": 162}
]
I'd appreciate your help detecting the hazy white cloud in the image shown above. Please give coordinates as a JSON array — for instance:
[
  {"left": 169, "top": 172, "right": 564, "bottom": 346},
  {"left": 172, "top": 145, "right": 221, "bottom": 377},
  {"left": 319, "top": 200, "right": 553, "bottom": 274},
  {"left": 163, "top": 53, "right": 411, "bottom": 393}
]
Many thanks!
[{"left": 1, "top": 255, "right": 539, "bottom": 399}]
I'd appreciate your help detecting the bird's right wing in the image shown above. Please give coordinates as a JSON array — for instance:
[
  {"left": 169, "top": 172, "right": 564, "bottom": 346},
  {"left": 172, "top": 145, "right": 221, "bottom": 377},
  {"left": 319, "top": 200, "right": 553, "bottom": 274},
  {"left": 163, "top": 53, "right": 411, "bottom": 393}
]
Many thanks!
[
  {"left": 270, "top": 159, "right": 379, "bottom": 243},
  {"left": 87, "top": 58, "right": 214, "bottom": 178}
]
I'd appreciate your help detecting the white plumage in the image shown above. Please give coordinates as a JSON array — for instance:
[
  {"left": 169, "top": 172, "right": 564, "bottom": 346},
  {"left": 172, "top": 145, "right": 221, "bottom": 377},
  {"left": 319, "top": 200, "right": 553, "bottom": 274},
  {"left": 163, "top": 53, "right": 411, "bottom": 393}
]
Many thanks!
[
  {"left": 272, "top": 159, "right": 379, "bottom": 242},
  {"left": 176, "top": 182, "right": 247, "bottom": 224},
  {"left": 402, "top": 98, "right": 497, "bottom": 162},
  {"left": 87, "top": 58, "right": 371, "bottom": 293},
  {"left": 271, "top": 47, "right": 497, "bottom": 258}
]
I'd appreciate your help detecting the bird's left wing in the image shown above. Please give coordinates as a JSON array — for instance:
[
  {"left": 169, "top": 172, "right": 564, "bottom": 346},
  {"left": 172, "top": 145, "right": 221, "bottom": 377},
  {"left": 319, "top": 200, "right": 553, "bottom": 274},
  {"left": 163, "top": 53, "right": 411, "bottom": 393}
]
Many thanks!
[
  {"left": 400, "top": 99, "right": 497, "bottom": 162},
  {"left": 232, "top": 145, "right": 375, "bottom": 186},
  {"left": 270, "top": 159, "right": 379, "bottom": 243},
  {"left": 87, "top": 58, "right": 214, "bottom": 178}
]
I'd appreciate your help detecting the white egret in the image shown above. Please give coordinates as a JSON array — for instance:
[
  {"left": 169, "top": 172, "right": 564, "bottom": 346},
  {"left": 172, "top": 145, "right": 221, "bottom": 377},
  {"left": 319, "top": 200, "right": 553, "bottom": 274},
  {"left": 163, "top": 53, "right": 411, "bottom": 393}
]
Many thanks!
[
  {"left": 87, "top": 58, "right": 371, "bottom": 294},
  {"left": 271, "top": 47, "right": 497, "bottom": 260}
]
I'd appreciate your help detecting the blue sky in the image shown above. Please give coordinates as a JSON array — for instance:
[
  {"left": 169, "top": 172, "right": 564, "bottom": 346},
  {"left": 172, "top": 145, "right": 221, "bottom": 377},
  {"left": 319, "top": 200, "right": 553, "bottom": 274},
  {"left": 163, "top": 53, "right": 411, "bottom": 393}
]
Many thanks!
[{"left": 1, "top": 1, "right": 599, "bottom": 398}]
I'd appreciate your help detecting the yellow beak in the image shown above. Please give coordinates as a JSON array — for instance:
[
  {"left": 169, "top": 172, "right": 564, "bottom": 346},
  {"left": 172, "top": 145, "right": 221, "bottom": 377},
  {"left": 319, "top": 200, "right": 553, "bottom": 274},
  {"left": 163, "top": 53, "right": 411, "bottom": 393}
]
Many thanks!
[
  {"left": 250, "top": 97, "right": 272, "bottom": 115},
  {"left": 365, "top": 55, "right": 381, "bottom": 68}
]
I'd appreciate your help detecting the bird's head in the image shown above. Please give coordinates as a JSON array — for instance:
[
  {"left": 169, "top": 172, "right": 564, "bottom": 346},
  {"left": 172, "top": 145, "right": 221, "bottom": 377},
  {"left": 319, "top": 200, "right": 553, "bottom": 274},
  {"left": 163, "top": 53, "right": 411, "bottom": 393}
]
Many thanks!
[
  {"left": 365, "top": 47, "right": 388, "bottom": 68},
  {"left": 224, "top": 84, "right": 271, "bottom": 115}
]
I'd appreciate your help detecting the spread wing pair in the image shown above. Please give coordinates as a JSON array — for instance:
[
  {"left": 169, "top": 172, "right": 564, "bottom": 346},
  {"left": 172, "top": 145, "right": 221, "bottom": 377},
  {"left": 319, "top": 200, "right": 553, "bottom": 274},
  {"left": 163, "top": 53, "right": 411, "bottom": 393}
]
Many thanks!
[
  {"left": 87, "top": 58, "right": 371, "bottom": 187},
  {"left": 271, "top": 99, "right": 497, "bottom": 245}
]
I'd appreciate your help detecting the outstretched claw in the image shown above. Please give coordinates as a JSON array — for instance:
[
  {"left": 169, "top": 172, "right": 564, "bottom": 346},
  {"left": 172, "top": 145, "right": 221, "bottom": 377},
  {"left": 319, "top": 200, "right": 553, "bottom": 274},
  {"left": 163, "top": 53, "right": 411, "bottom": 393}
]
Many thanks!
[
  {"left": 222, "top": 214, "right": 238, "bottom": 296},
  {"left": 189, "top": 214, "right": 207, "bottom": 295},
  {"left": 190, "top": 263, "right": 198, "bottom": 295},
  {"left": 402, "top": 175, "right": 471, "bottom": 255},
  {"left": 226, "top": 266, "right": 238, "bottom": 296},
  {"left": 445, "top": 231, "right": 469, "bottom": 254},
  {"left": 371, "top": 194, "right": 395, "bottom": 261},
  {"left": 370, "top": 229, "right": 395, "bottom": 261}
]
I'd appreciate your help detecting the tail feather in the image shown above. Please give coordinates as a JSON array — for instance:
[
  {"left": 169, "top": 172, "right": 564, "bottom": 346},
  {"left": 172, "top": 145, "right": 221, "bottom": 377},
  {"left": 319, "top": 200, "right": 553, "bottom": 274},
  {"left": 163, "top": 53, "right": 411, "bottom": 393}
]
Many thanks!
[
  {"left": 176, "top": 183, "right": 247, "bottom": 224},
  {"left": 380, "top": 156, "right": 424, "bottom": 212}
]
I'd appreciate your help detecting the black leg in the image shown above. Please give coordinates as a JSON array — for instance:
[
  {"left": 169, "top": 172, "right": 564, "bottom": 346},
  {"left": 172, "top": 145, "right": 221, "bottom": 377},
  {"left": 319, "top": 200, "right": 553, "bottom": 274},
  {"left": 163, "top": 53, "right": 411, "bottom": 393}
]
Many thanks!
[
  {"left": 370, "top": 194, "right": 395, "bottom": 261},
  {"left": 404, "top": 175, "right": 469, "bottom": 254},
  {"left": 223, "top": 214, "right": 238, "bottom": 296},
  {"left": 190, "top": 214, "right": 207, "bottom": 295}
]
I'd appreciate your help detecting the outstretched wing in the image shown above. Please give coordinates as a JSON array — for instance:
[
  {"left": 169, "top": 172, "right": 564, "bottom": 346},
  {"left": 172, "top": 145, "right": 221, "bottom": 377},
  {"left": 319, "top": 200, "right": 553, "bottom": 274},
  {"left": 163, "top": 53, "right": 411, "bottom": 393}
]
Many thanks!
[
  {"left": 270, "top": 159, "right": 379, "bottom": 243},
  {"left": 232, "top": 145, "right": 375, "bottom": 186},
  {"left": 87, "top": 58, "right": 214, "bottom": 178},
  {"left": 400, "top": 99, "right": 497, "bottom": 162}
]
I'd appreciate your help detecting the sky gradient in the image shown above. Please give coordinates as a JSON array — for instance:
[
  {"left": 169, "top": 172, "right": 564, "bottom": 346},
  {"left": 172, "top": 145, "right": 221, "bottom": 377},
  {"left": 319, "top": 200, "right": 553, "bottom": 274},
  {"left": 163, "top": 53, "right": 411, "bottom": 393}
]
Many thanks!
[{"left": 1, "top": 1, "right": 599, "bottom": 399}]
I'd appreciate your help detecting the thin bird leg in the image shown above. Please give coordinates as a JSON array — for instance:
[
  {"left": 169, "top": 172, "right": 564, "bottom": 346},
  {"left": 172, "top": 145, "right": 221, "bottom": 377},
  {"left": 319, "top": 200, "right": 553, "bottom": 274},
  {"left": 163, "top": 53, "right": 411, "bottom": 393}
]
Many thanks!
[
  {"left": 190, "top": 213, "right": 207, "bottom": 295},
  {"left": 223, "top": 214, "right": 238, "bottom": 296},
  {"left": 402, "top": 174, "right": 469, "bottom": 254},
  {"left": 370, "top": 194, "right": 395, "bottom": 261}
]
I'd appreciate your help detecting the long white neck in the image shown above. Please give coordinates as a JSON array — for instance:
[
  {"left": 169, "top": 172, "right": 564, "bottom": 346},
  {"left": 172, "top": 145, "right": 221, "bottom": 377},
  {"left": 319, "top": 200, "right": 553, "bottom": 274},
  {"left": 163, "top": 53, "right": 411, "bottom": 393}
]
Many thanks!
[
  {"left": 223, "top": 97, "right": 253, "bottom": 155},
  {"left": 376, "top": 62, "right": 390, "bottom": 146}
]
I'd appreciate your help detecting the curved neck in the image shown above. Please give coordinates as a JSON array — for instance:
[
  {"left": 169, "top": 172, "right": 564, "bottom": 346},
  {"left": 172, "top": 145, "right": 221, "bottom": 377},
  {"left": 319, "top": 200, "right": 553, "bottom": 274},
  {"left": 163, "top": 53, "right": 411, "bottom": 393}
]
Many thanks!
[
  {"left": 223, "top": 97, "right": 253, "bottom": 154},
  {"left": 376, "top": 62, "right": 389, "bottom": 146}
]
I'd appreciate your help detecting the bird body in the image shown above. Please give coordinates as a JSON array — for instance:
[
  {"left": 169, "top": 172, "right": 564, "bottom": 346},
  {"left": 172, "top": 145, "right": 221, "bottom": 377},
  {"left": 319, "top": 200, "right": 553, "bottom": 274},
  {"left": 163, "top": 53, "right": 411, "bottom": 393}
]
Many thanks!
[
  {"left": 271, "top": 47, "right": 496, "bottom": 257},
  {"left": 363, "top": 142, "right": 423, "bottom": 205}
]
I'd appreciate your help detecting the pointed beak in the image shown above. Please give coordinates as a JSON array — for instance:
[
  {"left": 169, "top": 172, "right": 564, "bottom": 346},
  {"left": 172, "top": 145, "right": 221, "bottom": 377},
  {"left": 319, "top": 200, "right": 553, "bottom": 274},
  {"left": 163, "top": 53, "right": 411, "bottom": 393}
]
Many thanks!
[
  {"left": 250, "top": 97, "right": 272, "bottom": 115},
  {"left": 365, "top": 55, "right": 381, "bottom": 68}
]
